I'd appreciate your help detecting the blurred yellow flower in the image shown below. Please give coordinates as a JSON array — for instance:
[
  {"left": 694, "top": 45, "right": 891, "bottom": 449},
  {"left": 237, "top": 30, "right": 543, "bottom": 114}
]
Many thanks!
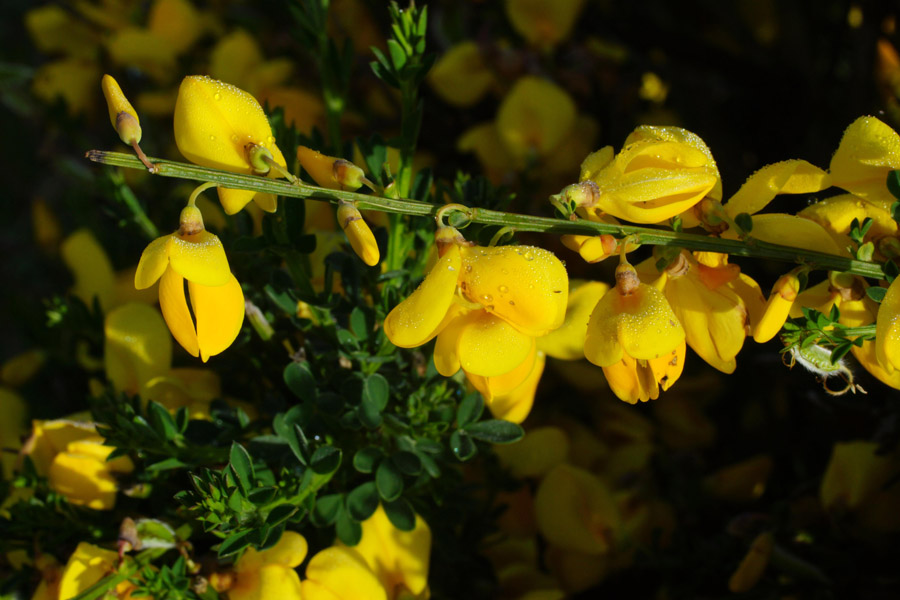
[
  {"left": 820, "top": 441, "right": 897, "bottom": 513},
  {"left": 24, "top": 419, "right": 134, "bottom": 510},
  {"left": 301, "top": 546, "right": 388, "bottom": 600},
  {"left": 174, "top": 75, "right": 287, "bottom": 214},
  {"left": 428, "top": 42, "right": 494, "bottom": 107},
  {"left": 104, "top": 303, "right": 172, "bottom": 396},
  {"left": 728, "top": 532, "right": 774, "bottom": 593},
  {"left": 135, "top": 204, "right": 244, "bottom": 361},
  {"left": 0, "top": 388, "right": 26, "bottom": 479},
  {"left": 505, "top": 0, "right": 586, "bottom": 50},
  {"left": 212, "top": 531, "right": 307, "bottom": 600},
  {"left": 829, "top": 116, "right": 900, "bottom": 206}
]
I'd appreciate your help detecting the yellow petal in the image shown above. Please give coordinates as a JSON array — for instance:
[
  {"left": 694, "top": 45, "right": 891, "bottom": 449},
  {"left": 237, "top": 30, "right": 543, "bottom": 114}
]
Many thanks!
[
  {"left": 457, "top": 312, "right": 536, "bottom": 377},
  {"left": 167, "top": 231, "right": 231, "bottom": 287},
  {"left": 494, "top": 426, "right": 570, "bottom": 478},
  {"left": 505, "top": 0, "right": 586, "bottom": 49},
  {"left": 467, "top": 344, "right": 538, "bottom": 400},
  {"left": 61, "top": 229, "right": 116, "bottom": 311},
  {"left": 215, "top": 187, "right": 257, "bottom": 215},
  {"left": 584, "top": 282, "right": 684, "bottom": 367},
  {"left": 724, "top": 159, "right": 831, "bottom": 218},
  {"left": 876, "top": 276, "right": 900, "bottom": 372},
  {"left": 104, "top": 303, "right": 172, "bottom": 395},
  {"left": 174, "top": 75, "right": 284, "bottom": 173},
  {"left": 58, "top": 543, "right": 119, "bottom": 600},
  {"left": 105, "top": 28, "right": 177, "bottom": 84},
  {"left": 135, "top": 234, "right": 174, "bottom": 289},
  {"left": 230, "top": 564, "right": 303, "bottom": 600},
  {"left": 209, "top": 29, "right": 264, "bottom": 89},
  {"left": 49, "top": 450, "right": 118, "bottom": 510},
  {"left": 595, "top": 165, "right": 718, "bottom": 224},
  {"left": 752, "top": 271, "right": 800, "bottom": 343},
  {"left": 602, "top": 354, "right": 659, "bottom": 404},
  {"left": 830, "top": 116, "right": 900, "bottom": 201},
  {"left": 799, "top": 193, "right": 897, "bottom": 239},
  {"left": 459, "top": 245, "right": 568, "bottom": 336},
  {"left": 483, "top": 351, "right": 546, "bottom": 424},
  {"left": 189, "top": 274, "right": 245, "bottom": 362},
  {"left": 538, "top": 280, "right": 608, "bottom": 360},
  {"left": 338, "top": 204, "right": 380, "bottom": 266},
  {"left": 147, "top": 0, "right": 203, "bottom": 55},
  {"left": 303, "top": 547, "right": 388, "bottom": 600},
  {"left": 297, "top": 146, "right": 348, "bottom": 190},
  {"left": 579, "top": 146, "right": 615, "bottom": 182},
  {"left": 159, "top": 267, "right": 200, "bottom": 358},
  {"left": 458, "top": 122, "right": 517, "bottom": 180},
  {"left": 725, "top": 213, "right": 847, "bottom": 256},
  {"left": 238, "top": 531, "right": 307, "bottom": 572},
  {"left": 32, "top": 58, "right": 100, "bottom": 116},
  {"left": 534, "top": 464, "right": 620, "bottom": 554},
  {"left": 433, "top": 308, "right": 471, "bottom": 377},
  {"left": 648, "top": 343, "right": 685, "bottom": 392},
  {"left": 25, "top": 5, "right": 97, "bottom": 59},
  {"left": 428, "top": 42, "right": 494, "bottom": 107},
  {"left": 384, "top": 245, "right": 461, "bottom": 348},
  {"left": 25, "top": 420, "right": 96, "bottom": 476},
  {"left": 351, "top": 505, "right": 431, "bottom": 596},
  {"left": 496, "top": 77, "right": 576, "bottom": 163}
]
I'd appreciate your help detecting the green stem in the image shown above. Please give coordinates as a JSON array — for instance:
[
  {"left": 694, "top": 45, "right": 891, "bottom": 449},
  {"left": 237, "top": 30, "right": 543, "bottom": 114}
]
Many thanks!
[
  {"left": 110, "top": 169, "right": 159, "bottom": 239},
  {"left": 85, "top": 151, "right": 887, "bottom": 279}
]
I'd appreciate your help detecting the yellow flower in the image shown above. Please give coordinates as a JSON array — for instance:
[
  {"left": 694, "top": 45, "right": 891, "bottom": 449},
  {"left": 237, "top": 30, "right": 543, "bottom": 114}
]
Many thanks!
[
  {"left": 104, "top": 303, "right": 172, "bottom": 396},
  {"left": 174, "top": 75, "right": 288, "bottom": 214},
  {"left": 577, "top": 125, "right": 721, "bottom": 224},
  {"left": 134, "top": 204, "right": 244, "bottom": 361},
  {"left": 728, "top": 532, "right": 774, "bottom": 593},
  {"left": 343, "top": 504, "right": 432, "bottom": 599},
  {"left": 23, "top": 419, "right": 134, "bottom": 510},
  {"left": 428, "top": 42, "right": 494, "bottom": 107},
  {"left": 494, "top": 426, "right": 570, "bottom": 479},
  {"left": 57, "top": 542, "right": 138, "bottom": 600},
  {"left": 496, "top": 77, "right": 576, "bottom": 167},
  {"left": 505, "top": 0, "right": 586, "bottom": 50},
  {"left": 538, "top": 280, "right": 609, "bottom": 360},
  {"left": 829, "top": 116, "right": 900, "bottom": 207},
  {"left": 534, "top": 464, "right": 621, "bottom": 555},
  {"left": 876, "top": 276, "right": 900, "bottom": 372},
  {"left": 820, "top": 441, "right": 897, "bottom": 513},
  {"left": 32, "top": 58, "right": 100, "bottom": 117},
  {"left": 752, "top": 269, "right": 800, "bottom": 343},
  {"left": 660, "top": 251, "right": 749, "bottom": 374},
  {"left": 301, "top": 547, "right": 388, "bottom": 600},
  {"left": 704, "top": 455, "right": 773, "bottom": 503},
  {"left": 213, "top": 531, "right": 306, "bottom": 600},
  {"left": 143, "top": 368, "right": 224, "bottom": 420},
  {"left": 723, "top": 159, "right": 831, "bottom": 219},
  {"left": 839, "top": 294, "right": 900, "bottom": 390},
  {"left": 336, "top": 202, "right": 380, "bottom": 266},
  {"left": 384, "top": 240, "right": 568, "bottom": 421}
]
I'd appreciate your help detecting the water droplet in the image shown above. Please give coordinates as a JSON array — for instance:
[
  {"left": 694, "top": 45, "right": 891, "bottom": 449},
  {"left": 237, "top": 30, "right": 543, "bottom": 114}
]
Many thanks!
[
  {"left": 209, "top": 135, "right": 216, "bottom": 141},
  {"left": 482, "top": 294, "right": 493, "bottom": 303},
  {"left": 465, "top": 265, "right": 473, "bottom": 273},
  {"left": 498, "top": 285, "right": 509, "bottom": 293},
  {"left": 267, "top": 136, "right": 276, "bottom": 145},
  {"left": 231, "top": 135, "right": 239, "bottom": 142},
  {"left": 523, "top": 250, "right": 534, "bottom": 261},
  {"left": 214, "top": 92, "right": 221, "bottom": 100}
]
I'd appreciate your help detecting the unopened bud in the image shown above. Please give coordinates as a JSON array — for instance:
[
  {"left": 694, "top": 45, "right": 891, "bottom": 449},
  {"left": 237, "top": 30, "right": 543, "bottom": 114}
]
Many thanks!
[
  {"left": 102, "top": 74, "right": 142, "bottom": 145},
  {"left": 333, "top": 159, "right": 367, "bottom": 191},
  {"left": 561, "top": 234, "right": 617, "bottom": 263},
  {"left": 615, "top": 262, "right": 641, "bottom": 296},
  {"left": 337, "top": 202, "right": 379, "bottom": 266},
  {"left": 298, "top": 145, "right": 370, "bottom": 191},
  {"left": 245, "top": 300, "right": 274, "bottom": 341},
  {"left": 434, "top": 225, "right": 468, "bottom": 256},
  {"left": 753, "top": 270, "right": 800, "bottom": 343},
  {"left": 179, "top": 205, "right": 205, "bottom": 235}
]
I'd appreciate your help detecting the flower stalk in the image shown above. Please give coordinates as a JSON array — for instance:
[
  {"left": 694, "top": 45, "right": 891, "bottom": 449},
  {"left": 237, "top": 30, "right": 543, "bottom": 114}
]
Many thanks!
[{"left": 86, "top": 150, "right": 887, "bottom": 279}]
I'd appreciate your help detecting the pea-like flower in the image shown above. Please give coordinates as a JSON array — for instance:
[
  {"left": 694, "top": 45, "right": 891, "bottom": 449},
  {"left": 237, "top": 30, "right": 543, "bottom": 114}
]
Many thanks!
[
  {"left": 174, "top": 75, "right": 289, "bottom": 214},
  {"left": 876, "top": 275, "right": 900, "bottom": 373},
  {"left": 135, "top": 203, "right": 244, "bottom": 361},
  {"left": 584, "top": 261, "right": 686, "bottom": 403},
  {"left": 384, "top": 234, "right": 568, "bottom": 422},
  {"left": 577, "top": 125, "right": 721, "bottom": 224},
  {"left": 211, "top": 531, "right": 306, "bottom": 600}
]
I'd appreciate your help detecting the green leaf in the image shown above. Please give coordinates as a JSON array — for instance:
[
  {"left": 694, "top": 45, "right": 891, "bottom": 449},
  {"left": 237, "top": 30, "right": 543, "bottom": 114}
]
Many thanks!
[
  {"left": 310, "top": 446, "right": 342, "bottom": 475},
  {"left": 335, "top": 505, "right": 362, "bottom": 545},
  {"left": 146, "top": 458, "right": 187, "bottom": 473},
  {"left": 392, "top": 451, "right": 422, "bottom": 476},
  {"left": 383, "top": 497, "right": 416, "bottom": 531},
  {"left": 347, "top": 482, "right": 379, "bottom": 521},
  {"left": 376, "top": 460, "right": 403, "bottom": 501},
  {"left": 283, "top": 362, "right": 317, "bottom": 401},
  {"left": 417, "top": 452, "right": 440, "bottom": 478},
  {"left": 217, "top": 529, "right": 258, "bottom": 558},
  {"left": 229, "top": 442, "right": 255, "bottom": 496},
  {"left": 363, "top": 374, "right": 390, "bottom": 411},
  {"left": 450, "top": 430, "right": 476, "bottom": 461},
  {"left": 135, "top": 518, "right": 177, "bottom": 549},
  {"left": 465, "top": 420, "right": 524, "bottom": 444},
  {"left": 146, "top": 401, "right": 177, "bottom": 441},
  {"left": 265, "top": 504, "right": 298, "bottom": 527},
  {"left": 337, "top": 328, "right": 358, "bottom": 349},
  {"left": 387, "top": 39, "right": 407, "bottom": 70},
  {"left": 456, "top": 393, "right": 483, "bottom": 427},
  {"left": 247, "top": 487, "right": 277, "bottom": 506},
  {"left": 887, "top": 171, "right": 900, "bottom": 202},
  {"left": 349, "top": 307, "right": 369, "bottom": 341},
  {"left": 316, "top": 392, "right": 345, "bottom": 414},
  {"left": 311, "top": 494, "right": 342, "bottom": 527},
  {"left": 867, "top": 286, "right": 888, "bottom": 303},
  {"left": 359, "top": 399, "right": 383, "bottom": 429},
  {"left": 734, "top": 212, "right": 753, "bottom": 233},
  {"left": 353, "top": 447, "right": 383, "bottom": 473},
  {"left": 857, "top": 241, "right": 875, "bottom": 262}
]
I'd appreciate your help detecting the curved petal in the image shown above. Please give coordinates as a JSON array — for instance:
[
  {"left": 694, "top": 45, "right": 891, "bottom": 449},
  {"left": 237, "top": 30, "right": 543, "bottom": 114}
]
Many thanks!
[
  {"left": 49, "top": 451, "right": 117, "bottom": 509},
  {"left": 167, "top": 231, "right": 231, "bottom": 286},
  {"left": 538, "top": 280, "right": 608, "bottom": 360},
  {"left": 58, "top": 543, "right": 119, "bottom": 600},
  {"left": 432, "top": 307, "right": 471, "bottom": 377},
  {"left": 351, "top": 505, "right": 431, "bottom": 597},
  {"left": 254, "top": 192, "right": 278, "bottom": 213},
  {"left": 61, "top": 229, "right": 116, "bottom": 310},
  {"left": 467, "top": 344, "right": 538, "bottom": 400},
  {"left": 830, "top": 116, "right": 900, "bottom": 201},
  {"left": 134, "top": 235, "right": 172, "bottom": 289},
  {"left": 583, "top": 289, "right": 624, "bottom": 367},
  {"left": 189, "top": 274, "right": 245, "bottom": 362},
  {"left": 159, "top": 267, "right": 200, "bottom": 358},
  {"left": 483, "top": 351, "right": 546, "bottom": 424},
  {"left": 725, "top": 159, "right": 831, "bottom": 218},
  {"left": 384, "top": 245, "right": 461, "bottom": 348},
  {"left": 460, "top": 245, "right": 569, "bottom": 336},
  {"left": 496, "top": 77, "right": 576, "bottom": 162},
  {"left": 596, "top": 167, "right": 718, "bottom": 224},
  {"left": 104, "top": 303, "right": 172, "bottom": 395},
  {"left": 217, "top": 187, "right": 258, "bottom": 215},
  {"left": 303, "top": 547, "right": 388, "bottom": 600},
  {"left": 876, "top": 276, "right": 900, "bottom": 372},
  {"left": 725, "top": 213, "right": 847, "bottom": 257},
  {"left": 602, "top": 354, "right": 658, "bottom": 404},
  {"left": 230, "top": 565, "right": 303, "bottom": 600},
  {"left": 457, "top": 312, "right": 535, "bottom": 377}
]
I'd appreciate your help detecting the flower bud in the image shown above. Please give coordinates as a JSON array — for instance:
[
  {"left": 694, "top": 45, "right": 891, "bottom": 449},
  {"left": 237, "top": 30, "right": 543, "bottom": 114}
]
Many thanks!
[
  {"left": 337, "top": 202, "right": 379, "bottom": 266},
  {"left": 753, "top": 270, "right": 800, "bottom": 343},
  {"left": 101, "top": 74, "right": 141, "bottom": 145},
  {"left": 297, "top": 145, "right": 368, "bottom": 191}
]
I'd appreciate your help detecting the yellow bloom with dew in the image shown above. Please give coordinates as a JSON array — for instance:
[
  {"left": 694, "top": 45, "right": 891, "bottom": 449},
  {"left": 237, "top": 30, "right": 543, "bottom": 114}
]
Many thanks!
[
  {"left": 469, "top": 350, "right": 547, "bottom": 424},
  {"left": 577, "top": 125, "right": 721, "bottom": 224},
  {"left": 174, "top": 75, "right": 289, "bottom": 215},
  {"left": 876, "top": 276, "right": 900, "bottom": 372},
  {"left": 830, "top": 115, "right": 900, "bottom": 206},
  {"left": 23, "top": 419, "right": 134, "bottom": 510},
  {"left": 135, "top": 201, "right": 244, "bottom": 362},
  {"left": 661, "top": 251, "right": 749, "bottom": 374},
  {"left": 384, "top": 233, "right": 567, "bottom": 422},
  {"left": 341, "top": 504, "right": 432, "bottom": 599},
  {"left": 428, "top": 41, "right": 494, "bottom": 107},
  {"left": 723, "top": 159, "right": 831, "bottom": 220},
  {"left": 505, "top": 0, "right": 586, "bottom": 50},
  {"left": 600, "top": 344, "right": 686, "bottom": 405},
  {"left": 211, "top": 531, "right": 306, "bottom": 600},
  {"left": 799, "top": 193, "right": 897, "bottom": 249}
]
